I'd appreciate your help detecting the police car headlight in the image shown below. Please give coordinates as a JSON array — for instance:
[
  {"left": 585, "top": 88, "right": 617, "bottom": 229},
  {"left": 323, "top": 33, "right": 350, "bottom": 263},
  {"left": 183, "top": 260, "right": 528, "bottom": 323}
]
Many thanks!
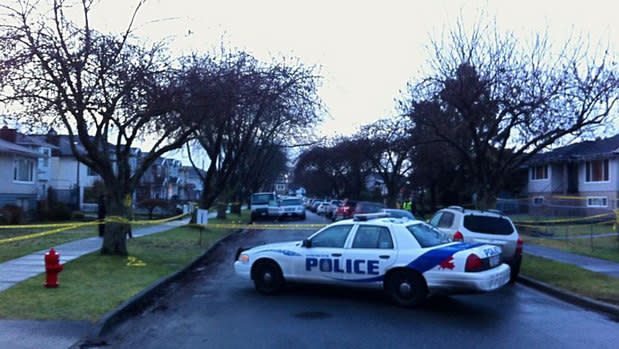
[{"left": 239, "top": 254, "right": 250, "bottom": 262}]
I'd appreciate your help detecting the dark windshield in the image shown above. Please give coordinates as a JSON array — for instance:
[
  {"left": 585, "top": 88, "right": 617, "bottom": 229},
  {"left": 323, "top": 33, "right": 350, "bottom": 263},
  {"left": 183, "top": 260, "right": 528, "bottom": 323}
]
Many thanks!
[
  {"left": 407, "top": 223, "right": 450, "bottom": 248},
  {"left": 251, "top": 194, "right": 274, "bottom": 204},
  {"left": 463, "top": 215, "right": 514, "bottom": 235},
  {"left": 282, "top": 199, "right": 302, "bottom": 206}
]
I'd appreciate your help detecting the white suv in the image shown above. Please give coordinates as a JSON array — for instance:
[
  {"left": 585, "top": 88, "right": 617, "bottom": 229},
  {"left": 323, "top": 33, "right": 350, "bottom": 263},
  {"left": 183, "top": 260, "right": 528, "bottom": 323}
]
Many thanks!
[{"left": 429, "top": 206, "right": 522, "bottom": 282}]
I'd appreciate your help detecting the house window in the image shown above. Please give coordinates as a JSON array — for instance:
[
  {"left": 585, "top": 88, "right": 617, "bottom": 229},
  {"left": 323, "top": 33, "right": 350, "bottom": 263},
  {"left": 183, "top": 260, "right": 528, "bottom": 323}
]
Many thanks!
[
  {"left": 532, "top": 196, "right": 544, "bottom": 206},
  {"left": 587, "top": 197, "right": 608, "bottom": 208},
  {"left": 87, "top": 166, "right": 97, "bottom": 177},
  {"left": 39, "top": 148, "right": 50, "bottom": 167},
  {"left": 585, "top": 159, "right": 609, "bottom": 182},
  {"left": 531, "top": 165, "right": 548, "bottom": 180},
  {"left": 13, "top": 157, "right": 35, "bottom": 183}
]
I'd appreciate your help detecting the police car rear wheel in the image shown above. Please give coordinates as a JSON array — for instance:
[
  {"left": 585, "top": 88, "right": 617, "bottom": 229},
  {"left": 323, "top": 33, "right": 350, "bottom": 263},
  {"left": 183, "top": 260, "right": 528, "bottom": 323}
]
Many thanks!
[
  {"left": 253, "top": 261, "right": 284, "bottom": 294},
  {"left": 386, "top": 270, "right": 427, "bottom": 307}
]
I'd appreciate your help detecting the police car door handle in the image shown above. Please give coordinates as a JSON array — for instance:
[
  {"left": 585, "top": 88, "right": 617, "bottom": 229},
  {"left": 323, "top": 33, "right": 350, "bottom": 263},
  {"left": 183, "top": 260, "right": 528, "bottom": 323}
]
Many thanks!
[
  {"left": 379, "top": 255, "right": 390, "bottom": 259},
  {"left": 331, "top": 253, "right": 342, "bottom": 257}
]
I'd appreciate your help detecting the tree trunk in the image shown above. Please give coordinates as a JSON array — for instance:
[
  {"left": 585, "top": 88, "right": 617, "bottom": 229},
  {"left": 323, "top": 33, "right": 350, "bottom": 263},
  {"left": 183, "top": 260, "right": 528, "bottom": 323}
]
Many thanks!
[
  {"left": 101, "top": 198, "right": 130, "bottom": 256},
  {"left": 474, "top": 188, "right": 497, "bottom": 211}
]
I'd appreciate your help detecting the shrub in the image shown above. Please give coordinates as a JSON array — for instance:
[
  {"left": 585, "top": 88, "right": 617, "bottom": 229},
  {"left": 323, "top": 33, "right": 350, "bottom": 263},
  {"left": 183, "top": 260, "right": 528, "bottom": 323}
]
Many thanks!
[
  {"left": 0, "top": 204, "right": 26, "bottom": 225},
  {"left": 37, "top": 200, "right": 72, "bottom": 221},
  {"left": 137, "top": 198, "right": 171, "bottom": 219}
]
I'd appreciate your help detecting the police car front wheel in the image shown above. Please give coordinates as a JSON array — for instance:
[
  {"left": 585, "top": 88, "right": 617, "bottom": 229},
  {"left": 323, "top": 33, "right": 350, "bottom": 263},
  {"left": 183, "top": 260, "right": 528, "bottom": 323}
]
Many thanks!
[
  {"left": 252, "top": 260, "right": 284, "bottom": 294},
  {"left": 385, "top": 270, "right": 427, "bottom": 307}
]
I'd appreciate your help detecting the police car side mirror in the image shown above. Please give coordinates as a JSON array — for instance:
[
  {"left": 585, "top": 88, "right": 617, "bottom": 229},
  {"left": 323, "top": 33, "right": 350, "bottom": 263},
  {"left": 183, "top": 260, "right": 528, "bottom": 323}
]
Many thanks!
[{"left": 302, "top": 239, "right": 312, "bottom": 248}]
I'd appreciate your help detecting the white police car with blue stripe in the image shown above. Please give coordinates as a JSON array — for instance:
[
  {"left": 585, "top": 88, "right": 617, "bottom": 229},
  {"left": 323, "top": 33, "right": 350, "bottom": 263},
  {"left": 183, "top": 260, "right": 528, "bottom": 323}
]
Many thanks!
[{"left": 234, "top": 214, "right": 511, "bottom": 306}]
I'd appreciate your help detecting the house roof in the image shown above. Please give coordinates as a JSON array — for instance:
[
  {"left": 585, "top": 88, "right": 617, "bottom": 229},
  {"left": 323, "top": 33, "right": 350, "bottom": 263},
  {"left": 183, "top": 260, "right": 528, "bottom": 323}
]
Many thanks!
[
  {"left": 15, "top": 133, "right": 58, "bottom": 149},
  {"left": 530, "top": 133, "right": 619, "bottom": 165},
  {"left": 0, "top": 138, "right": 42, "bottom": 158},
  {"left": 27, "top": 133, "right": 118, "bottom": 157}
]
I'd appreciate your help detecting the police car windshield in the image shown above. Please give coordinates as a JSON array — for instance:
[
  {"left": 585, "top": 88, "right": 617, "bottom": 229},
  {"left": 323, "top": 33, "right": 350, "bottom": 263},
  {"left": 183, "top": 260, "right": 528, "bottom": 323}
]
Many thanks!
[{"left": 406, "top": 223, "right": 450, "bottom": 248}]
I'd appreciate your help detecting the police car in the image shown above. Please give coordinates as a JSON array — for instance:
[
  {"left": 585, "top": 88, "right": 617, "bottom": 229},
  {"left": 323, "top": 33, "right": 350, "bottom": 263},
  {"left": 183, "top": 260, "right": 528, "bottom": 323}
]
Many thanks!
[{"left": 234, "top": 214, "right": 511, "bottom": 306}]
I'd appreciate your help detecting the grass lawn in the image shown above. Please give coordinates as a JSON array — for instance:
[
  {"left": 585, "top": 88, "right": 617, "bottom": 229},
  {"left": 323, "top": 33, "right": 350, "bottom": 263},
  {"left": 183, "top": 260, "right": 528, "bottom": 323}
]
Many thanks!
[
  {"left": 521, "top": 254, "right": 619, "bottom": 305},
  {"left": 522, "top": 236, "right": 619, "bottom": 263},
  {"left": 0, "top": 211, "right": 249, "bottom": 321}
]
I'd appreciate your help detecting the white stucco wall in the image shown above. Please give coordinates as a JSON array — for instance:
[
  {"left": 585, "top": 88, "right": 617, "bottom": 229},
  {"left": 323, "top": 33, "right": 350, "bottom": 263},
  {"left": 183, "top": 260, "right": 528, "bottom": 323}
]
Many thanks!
[{"left": 527, "top": 164, "right": 553, "bottom": 193}]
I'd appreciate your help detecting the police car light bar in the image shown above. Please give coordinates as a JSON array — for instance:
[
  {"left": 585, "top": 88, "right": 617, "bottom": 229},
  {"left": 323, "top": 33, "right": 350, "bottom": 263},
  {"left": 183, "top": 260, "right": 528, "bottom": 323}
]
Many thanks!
[{"left": 353, "top": 213, "right": 391, "bottom": 221}]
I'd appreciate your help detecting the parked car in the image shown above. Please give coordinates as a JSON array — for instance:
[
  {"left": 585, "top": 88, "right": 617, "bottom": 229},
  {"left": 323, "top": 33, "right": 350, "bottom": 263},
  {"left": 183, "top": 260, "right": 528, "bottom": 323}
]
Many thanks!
[
  {"left": 383, "top": 208, "right": 415, "bottom": 220},
  {"left": 332, "top": 200, "right": 357, "bottom": 221},
  {"left": 316, "top": 201, "right": 331, "bottom": 215},
  {"left": 311, "top": 201, "right": 323, "bottom": 213},
  {"left": 325, "top": 200, "right": 342, "bottom": 219},
  {"left": 250, "top": 192, "right": 278, "bottom": 221},
  {"left": 277, "top": 197, "right": 306, "bottom": 220},
  {"left": 429, "top": 206, "right": 522, "bottom": 282},
  {"left": 234, "top": 214, "right": 510, "bottom": 306}
]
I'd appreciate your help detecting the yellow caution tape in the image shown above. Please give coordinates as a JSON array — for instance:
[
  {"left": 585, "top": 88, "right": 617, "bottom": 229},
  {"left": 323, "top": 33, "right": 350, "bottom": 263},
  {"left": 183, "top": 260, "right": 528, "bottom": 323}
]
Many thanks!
[
  {"left": 0, "top": 222, "right": 80, "bottom": 229},
  {"left": 515, "top": 219, "right": 615, "bottom": 230},
  {"left": 126, "top": 213, "right": 189, "bottom": 225},
  {"left": 0, "top": 224, "right": 82, "bottom": 244},
  {"left": 513, "top": 212, "right": 615, "bottom": 225},
  {"left": 0, "top": 213, "right": 189, "bottom": 243}
]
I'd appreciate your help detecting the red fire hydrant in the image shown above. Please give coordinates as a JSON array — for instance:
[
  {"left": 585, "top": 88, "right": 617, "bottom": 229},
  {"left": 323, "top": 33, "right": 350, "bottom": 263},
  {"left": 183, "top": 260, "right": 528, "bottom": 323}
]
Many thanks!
[{"left": 44, "top": 248, "right": 63, "bottom": 288}]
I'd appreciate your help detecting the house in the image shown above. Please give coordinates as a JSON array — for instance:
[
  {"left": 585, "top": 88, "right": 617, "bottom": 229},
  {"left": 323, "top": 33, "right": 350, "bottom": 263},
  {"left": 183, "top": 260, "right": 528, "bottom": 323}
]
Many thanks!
[
  {"left": 274, "top": 175, "right": 289, "bottom": 195},
  {"left": 12, "top": 130, "right": 57, "bottom": 200},
  {"left": 178, "top": 166, "right": 204, "bottom": 201},
  {"left": 28, "top": 130, "right": 104, "bottom": 210},
  {"left": 136, "top": 156, "right": 183, "bottom": 201},
  {"left": 3, "top": 123, "right": 194, "bottom": 214},
  {"left": 527, "top": 134, "right": 619, "bottom": 214},
  {"left": 0, "top": 128, "right": 43, "bottom": 215},
  {"left": 365, "top": 172, "right": 386, "bottom": 194}
]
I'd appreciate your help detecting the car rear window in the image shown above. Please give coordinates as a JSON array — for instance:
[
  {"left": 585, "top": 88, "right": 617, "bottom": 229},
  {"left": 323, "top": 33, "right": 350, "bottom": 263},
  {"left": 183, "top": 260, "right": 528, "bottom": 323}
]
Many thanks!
[
  {"left": 282, "top": 199, "right": 302, "bottom": 205},
  {"left": 463, "top": 215, "right": 514, "bottom": 235},
  {"left": 406, "top": 223, "right": 450, "bottom": 248},
  {"left": 251, "top": 194, "right": 273, "bottom": 204},
  {"left": 357, "top": 202, "right": 385, "bottom": 213}
]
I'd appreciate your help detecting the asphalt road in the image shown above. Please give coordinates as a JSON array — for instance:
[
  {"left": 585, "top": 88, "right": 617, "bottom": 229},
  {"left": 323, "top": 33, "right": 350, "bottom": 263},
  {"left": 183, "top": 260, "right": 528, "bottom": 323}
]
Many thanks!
[{"left": 101, "top": 211, "right": 618, "bottom": 349}]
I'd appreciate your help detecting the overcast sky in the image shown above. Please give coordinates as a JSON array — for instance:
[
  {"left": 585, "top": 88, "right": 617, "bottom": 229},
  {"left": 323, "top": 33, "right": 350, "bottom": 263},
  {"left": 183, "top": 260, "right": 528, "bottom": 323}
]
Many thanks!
[{"left": 87, "top": 0, "right": 619, "bottom": 139}]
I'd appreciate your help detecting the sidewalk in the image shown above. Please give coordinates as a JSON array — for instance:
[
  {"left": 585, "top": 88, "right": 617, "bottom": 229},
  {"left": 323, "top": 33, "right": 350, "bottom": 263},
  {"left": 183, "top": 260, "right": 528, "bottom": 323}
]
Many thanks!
[{"left": 524, "top": 243, "right": 619, "bottom": 278}]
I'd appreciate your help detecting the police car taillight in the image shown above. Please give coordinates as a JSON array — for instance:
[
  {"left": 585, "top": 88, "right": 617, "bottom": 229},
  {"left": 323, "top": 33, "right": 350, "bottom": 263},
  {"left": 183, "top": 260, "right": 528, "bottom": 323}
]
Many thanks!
[
  {"left": 453, "top": 231, "right": 463, "bottom": 242},
  {"left": 465, "top": 254, "right": 483, "bottom": 272},
  {"left": 516, "top": 237, "right": 523, "bottom": 255}
]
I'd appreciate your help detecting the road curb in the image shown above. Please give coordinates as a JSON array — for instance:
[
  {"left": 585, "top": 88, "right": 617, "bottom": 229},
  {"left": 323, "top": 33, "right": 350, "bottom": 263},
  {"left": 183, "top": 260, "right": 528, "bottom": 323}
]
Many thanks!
[
  {"left": 71, "top": 228, "right": 243, "bottom": 348},
  {"left": 517, "top": 275, "right": 619, "bottom": 320}
]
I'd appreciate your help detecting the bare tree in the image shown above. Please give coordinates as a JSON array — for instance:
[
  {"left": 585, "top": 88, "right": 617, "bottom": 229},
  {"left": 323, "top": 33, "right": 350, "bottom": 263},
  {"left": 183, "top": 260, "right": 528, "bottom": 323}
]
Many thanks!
[
  {"left": 359, "top": 118, "right": 415, "bottom": 207},
  {"left": 180, "top": 51, "right": 323, "bottom": 209},
  {"left": 0, "top": 0, "right": 193, "bottom": 255},
  {"left": 293, "top": 137, "right": 374, "bottom": 199},
  {"left": 398, "top": 18, "right": 619, "bottom": 209}
]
